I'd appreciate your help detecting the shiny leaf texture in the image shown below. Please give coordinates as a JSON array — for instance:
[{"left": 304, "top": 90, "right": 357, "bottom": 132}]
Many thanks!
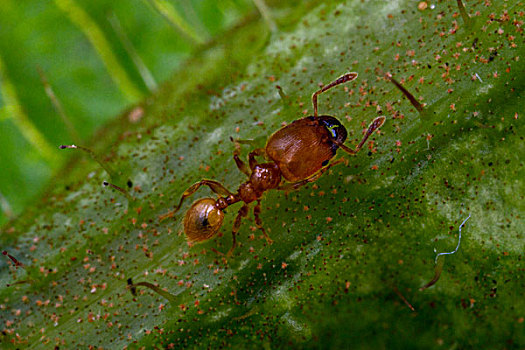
[{"left": 1, "top": 0, "right": 523, "bottom": 348}]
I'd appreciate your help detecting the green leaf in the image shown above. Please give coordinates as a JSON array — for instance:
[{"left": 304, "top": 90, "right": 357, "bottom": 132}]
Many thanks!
[
  {"left": 0, "top": 0, "right": 252, "bottom": 226},
  {"left": 1, "top": 0, "right": 523, "bottom": 348}
]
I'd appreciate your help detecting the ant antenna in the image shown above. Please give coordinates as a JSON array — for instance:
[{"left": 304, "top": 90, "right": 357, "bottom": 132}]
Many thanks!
[
  {"left": 60, "top": 144, "right": 117, "bottom": 179},
  {"left": 312, "top": 72, "right": 358, "bottom": 117},
  {"left": 127, "top": 278, "right": 177, "bottom": 303}
]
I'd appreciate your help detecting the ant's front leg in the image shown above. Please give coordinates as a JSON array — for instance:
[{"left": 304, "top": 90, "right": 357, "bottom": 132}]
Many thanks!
[
  {"left": 159, "top": 180, "right": 234, "bottom": 221},
  {"left": 230, "top": 137, "right": 268, "bottom": 171},
  {"left": 248, "top": 148, "right": 267, "bottom": 170},
  {"left": 231, "top": 137, "right": 250, "bottom": 177}
]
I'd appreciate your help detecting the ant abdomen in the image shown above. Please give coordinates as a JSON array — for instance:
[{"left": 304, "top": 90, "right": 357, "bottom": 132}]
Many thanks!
[{"left": 184, "top": 198, "right": 224, "bottom": 242}]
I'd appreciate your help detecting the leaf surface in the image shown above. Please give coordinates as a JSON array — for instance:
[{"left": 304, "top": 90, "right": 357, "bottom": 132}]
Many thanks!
[{"left": 1, "top": 0, "right": 523, "bottom": 348}]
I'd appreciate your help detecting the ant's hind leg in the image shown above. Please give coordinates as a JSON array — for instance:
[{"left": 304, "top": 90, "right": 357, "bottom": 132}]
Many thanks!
[
  {"left": 159, "top": 180, "right": 234, "bottom": 221},
  {"left": 254, "top": 200, "right": 273, "bottom": 244},
  {"left": 227, "top": 204, "right": 250, "bottom": 257}
]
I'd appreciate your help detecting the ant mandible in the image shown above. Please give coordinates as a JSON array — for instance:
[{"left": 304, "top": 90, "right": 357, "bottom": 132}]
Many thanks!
[{"left": 161, "top": 72, "right": 386, "bottom": 256}]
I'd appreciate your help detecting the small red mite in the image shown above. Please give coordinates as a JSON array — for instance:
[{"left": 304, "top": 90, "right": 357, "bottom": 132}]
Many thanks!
[{"left": 161, "top": 72, "right": 385, "bottom": 256}]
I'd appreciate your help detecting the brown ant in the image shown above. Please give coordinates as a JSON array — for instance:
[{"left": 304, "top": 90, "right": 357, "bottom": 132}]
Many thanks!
[{"left": 160, "top": 72, "right": 385, "bottom": 256}]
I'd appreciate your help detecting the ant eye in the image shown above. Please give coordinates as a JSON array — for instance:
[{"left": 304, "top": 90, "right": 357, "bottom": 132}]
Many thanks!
[
  {"left": 184, "top": 198, "right": 224, "bottom": 242},
  {"left": 318, "top": 116, "right": 347, "bottom": 144}
]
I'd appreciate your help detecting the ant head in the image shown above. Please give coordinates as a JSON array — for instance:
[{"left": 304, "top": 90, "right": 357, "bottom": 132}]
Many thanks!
[
  {"left": 318, "top": 115, "right": 348, "bottom": 146},
  {"left": 184, "top": 198, "right": 224, "bottom": 242}
]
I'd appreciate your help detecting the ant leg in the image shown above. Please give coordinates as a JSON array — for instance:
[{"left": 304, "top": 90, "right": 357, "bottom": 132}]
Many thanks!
[
  {"left": 253, "top": 200, "right": 273, "bottom": 244},
  {"left": 227, "top": 204, "right": 250, "bottom": 257},
  {"left": 159, "top": 180, "right": 234, "bottom": 221},
  {"left": 230, "top": 137, "right": 268, "bottom": 170},
  {"left": 234, "top": 157, "right": 250, "bottom": 176},
  {"left": 231, "top": 137, "right": 250, "bottom": 177},
  {"left": 312, "top": 72, "right": 358, "bottom": 117},
  {"left": 249, "top": 148, "right": 267, "bottom": 170},
  {"left": 278, "top": 159, "right": 345, "bottom": 191},
  {"left": 337, "top": 116, "right": 386, "bottom": 155}
]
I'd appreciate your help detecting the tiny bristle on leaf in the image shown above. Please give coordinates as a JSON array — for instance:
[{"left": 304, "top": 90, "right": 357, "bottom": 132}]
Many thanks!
[
  {"left": 60, "top": 144, "right": 117, "bottom": 179},
  {"left": 59, "top": 144, "right": 76, "bottom": 149},
  {"left": 127, "top": 278, "right": 137, "bottom": 296},
  {"left": 126, "top": 279, "right": 177, "bottom": 303},
  {"left": 102, "top": 181, "right": 134, "bottom": 201},
  {"left": 2, "top": 250, "right": 25, "bottom": 268},
  {"left": 385, "top": 73, "right": 424, "bottom": 113}
]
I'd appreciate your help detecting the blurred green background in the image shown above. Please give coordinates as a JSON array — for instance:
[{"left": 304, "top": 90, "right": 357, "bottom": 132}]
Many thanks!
[{"left": 0, "top": 0, "right": 256, "bottom": 226}]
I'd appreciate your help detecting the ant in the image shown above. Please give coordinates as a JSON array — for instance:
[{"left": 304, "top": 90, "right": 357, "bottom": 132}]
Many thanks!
[{"left": 160, "top": 72, "right": 385, "bottom": 256}]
